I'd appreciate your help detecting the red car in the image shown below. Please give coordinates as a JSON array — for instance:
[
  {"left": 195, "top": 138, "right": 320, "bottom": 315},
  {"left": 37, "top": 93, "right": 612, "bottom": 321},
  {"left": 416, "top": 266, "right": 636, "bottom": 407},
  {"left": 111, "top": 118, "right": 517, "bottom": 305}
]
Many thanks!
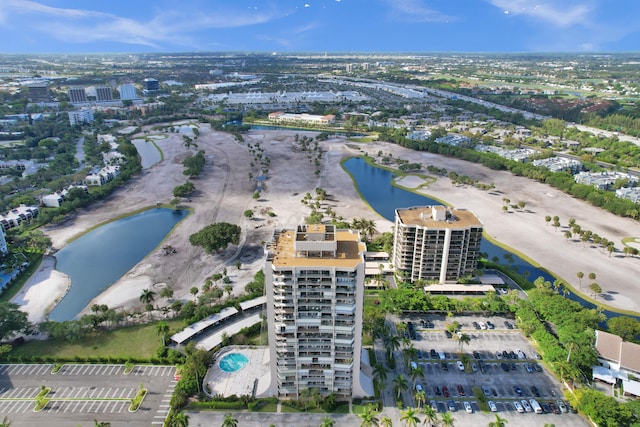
[
  {"left": 457, "top": 384, "right": 466, "bottom": 396},
  {"left": 442, "top": 386, "right": 450, "bottom": 397}
]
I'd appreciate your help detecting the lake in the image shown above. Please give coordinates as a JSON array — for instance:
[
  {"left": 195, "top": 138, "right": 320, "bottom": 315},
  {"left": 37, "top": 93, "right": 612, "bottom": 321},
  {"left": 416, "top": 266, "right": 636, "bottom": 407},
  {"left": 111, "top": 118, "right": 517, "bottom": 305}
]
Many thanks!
[
  {"left": 343, "top": 157, "right": 633, "bottom": 320},
  {"left": 48, "top": 208, "right": 188, "bottom": 321}
]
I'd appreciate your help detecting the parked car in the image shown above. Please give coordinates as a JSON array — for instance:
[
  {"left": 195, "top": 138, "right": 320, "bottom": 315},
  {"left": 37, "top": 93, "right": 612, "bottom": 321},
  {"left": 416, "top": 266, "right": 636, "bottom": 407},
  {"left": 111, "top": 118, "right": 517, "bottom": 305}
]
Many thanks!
[
  {"left": 473, "top": 351, "right": 481, "bottom": 359},
  {"left": 549, "top": 401, "right": 561, "bottom": 414},
  {"left": 479, "top": 322, "right": 487, "bottom": 330},
  {"left": 524, "top": 362, "right": 533, "bottom": 373},
  {"left": 482, "top": 386, "right": 491, "bottom": 396},
  {"left": 442, "top": 386, "right": 450, "bottom": 397},
  {"left": 533, "top": 351, "right": 541, "bottom": 359},
  {"left": 464, "top": 401, "right": 473, "bottom": 414},
  {"left": 472, "top": 321, "right": 480, "bottom": 329},
  {"left": 420, "top": 320, "right": 427, "bottom": 328},
  {"left": 410, "top": 361, "right": 417, "bottom": 370},
  {"left": 441, "top": 362, "right": 448, "bottom": 372},
  {"left": 433, "top": 386, "right": 441, "bottom": 396},
  {"left": 471, "top": 362, "right": 478, "bottom": 372},
  {"left": 430, "top": 349, "right": 438, "bottom": 359},
  {"left": 509, "top": 350, "right": 517, "bottom": 359},
  {"left": 486, "top": 321, "right": 495, "bottom": 329},
  {"left": 447, "top": 400, "right": 456, "bottom": 411},
  {"left": 530, "top": 386, "right": 541, "bottom": 397},
  {"left": 456, "top": 361, "right": 465, "bottom": 371},
  {"left": 502, "top": 350, "right": 510, "bottom": 359},
  {"left": 415, "top": 384, "right": 423, "bottom": 392},
  {"left": 516, "top": 349, "right": 526, "bottom": 359},
  {"left": 513, "top": 385, "right": 523, "bottom": 396},
  {"left": 444, "top": 330, "right": 452, "bottom": 338},
  {"left": 501, "top": 362, "right": 510, "bottom": 372},
  {"left": 488, "top": 401, "right": 497, "bottom": 412},
  {"left": 557, "top": 399, "right": 568, "bottom": 413},
  {"left": 513, "top": 401, "right": 524, "bottom": 413},
  {"left": 521, "top": 400, "right": 532, "bottom": 412},
  {"left": 504, "top": 320, "right": 513, "bottom": 329},
  {"left": 533, "top": 363, "right": 542, "bottom": 372},
  {"left": 430, "top": 400, "right": 438, "bottom": 411},
  {"left": 495, "top": 351, "right": 503, "bottom": 359},
  {"left": 457, "top": 384, "right": 466, "bottom": 396}
]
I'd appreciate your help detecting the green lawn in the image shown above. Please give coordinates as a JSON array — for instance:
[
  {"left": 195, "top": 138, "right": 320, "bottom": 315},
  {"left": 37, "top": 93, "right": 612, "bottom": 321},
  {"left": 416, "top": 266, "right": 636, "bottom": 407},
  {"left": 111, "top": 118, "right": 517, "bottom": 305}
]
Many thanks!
[{"left": 10, "top": 319, "right": 184, "bottom": 360}]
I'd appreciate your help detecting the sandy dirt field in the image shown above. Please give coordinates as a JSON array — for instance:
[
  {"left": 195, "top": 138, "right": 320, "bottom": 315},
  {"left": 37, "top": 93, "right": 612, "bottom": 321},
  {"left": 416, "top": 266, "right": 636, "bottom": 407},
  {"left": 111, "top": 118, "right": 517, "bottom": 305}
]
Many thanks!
[{"left": 14, "top": 125, "right": 640, "bottom": 323}]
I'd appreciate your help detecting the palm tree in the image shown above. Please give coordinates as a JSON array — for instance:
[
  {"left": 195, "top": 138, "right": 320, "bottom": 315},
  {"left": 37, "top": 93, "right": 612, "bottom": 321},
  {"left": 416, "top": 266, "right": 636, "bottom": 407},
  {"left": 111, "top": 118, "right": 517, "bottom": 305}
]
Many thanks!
[
  {"left": 410, "top": 366, "right": 424, "bottom": 387},
  {"left": 380, "top": 416, "right": 393, "bottom": 427},
  {"left": 439, "top": 412, "right": 455, "bottom": 427},
  {"left": 576, "top": 271, "right": 584, "bottom": 287},
  {"left": 139, "top": 289, "right": 156, "bottom": 305},
  {"left": 320, "top": 416, "right": 335, "bottom": 427},
  {"left": 156, "top": 320, "right": 170, "bottom": 346},
  {"left": 190, "top": 286, "right": 199, "bottom": 302},
  {"left": 221, "top": 414, "right": 238, "bottom": 427},
  {"left": 393, "top": 374, "right": 409, "bottom": 399},
  {"left": 359, "top": 405, "right": 380, "bottom": 427},
  {"left": 160, "top": 286, "right": 174, "bottom": 300},
  {"left": 457, "top": 333, "right": 471, "bottom": 351},
  {"left": 400, "top": 407, "right": 421, "bottom": 427},
  {"left": 422, "top": 406, "right": 438, "bottom": 427},
  {"left": 415, "top": 389, "right": 426, "bottom": 408},
  {"left": 372, "top": 363, "right": 388, "bottom": 385},
  {"left": 488, "top": 414, "right": 507, "bottom": 427},
  {"left": 384, "top": 334, "right": 401, "bottom": 359},
  {"left": 171, "top": 411, "right": 190, "bottom": 427}
]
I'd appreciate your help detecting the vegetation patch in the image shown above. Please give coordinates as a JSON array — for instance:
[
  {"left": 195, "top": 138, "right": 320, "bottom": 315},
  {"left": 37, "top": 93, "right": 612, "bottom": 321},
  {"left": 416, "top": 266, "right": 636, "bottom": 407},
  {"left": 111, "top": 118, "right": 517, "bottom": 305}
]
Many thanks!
[{"left": 129, "top": 387, "right": 147, "bottom": 412}]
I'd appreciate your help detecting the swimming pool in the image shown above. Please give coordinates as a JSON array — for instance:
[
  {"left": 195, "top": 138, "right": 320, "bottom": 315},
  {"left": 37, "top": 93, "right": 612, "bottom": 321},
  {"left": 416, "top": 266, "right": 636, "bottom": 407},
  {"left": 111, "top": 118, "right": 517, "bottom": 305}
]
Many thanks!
[{"left": 219, "top": 353, "right": 249, "bottom": 373}]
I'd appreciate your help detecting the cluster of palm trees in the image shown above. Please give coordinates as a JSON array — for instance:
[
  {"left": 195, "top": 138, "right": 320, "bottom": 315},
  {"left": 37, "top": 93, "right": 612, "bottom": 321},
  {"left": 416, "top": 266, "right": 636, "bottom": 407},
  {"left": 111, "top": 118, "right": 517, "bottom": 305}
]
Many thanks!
[{"left": 351, "top": 218, "right": 377, "bottom": 242}]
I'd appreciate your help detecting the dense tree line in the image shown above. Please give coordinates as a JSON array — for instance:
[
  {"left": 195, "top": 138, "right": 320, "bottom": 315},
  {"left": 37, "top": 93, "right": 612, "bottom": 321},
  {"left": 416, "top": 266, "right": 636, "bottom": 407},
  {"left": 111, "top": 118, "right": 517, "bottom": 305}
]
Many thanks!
[{"left": 378, "top": 130, "right": 639, "bottom": 219}]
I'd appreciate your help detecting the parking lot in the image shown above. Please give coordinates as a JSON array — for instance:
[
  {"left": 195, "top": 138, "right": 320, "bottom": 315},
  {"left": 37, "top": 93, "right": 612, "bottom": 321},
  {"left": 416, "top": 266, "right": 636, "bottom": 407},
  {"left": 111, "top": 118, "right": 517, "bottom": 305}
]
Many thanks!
[
  {"left": 0, "top": 364, "right": 177, "bottom": 427},
  {"left": 398, "top": 314, "right": 590, "bottom": 427}
]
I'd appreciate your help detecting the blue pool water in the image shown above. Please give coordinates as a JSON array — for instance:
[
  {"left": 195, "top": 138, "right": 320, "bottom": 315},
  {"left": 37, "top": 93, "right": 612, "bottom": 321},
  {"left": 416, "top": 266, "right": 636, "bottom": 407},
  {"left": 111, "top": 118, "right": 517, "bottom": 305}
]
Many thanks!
[{"left": 219, "top": 353, "right": 249, "bottom": 373}]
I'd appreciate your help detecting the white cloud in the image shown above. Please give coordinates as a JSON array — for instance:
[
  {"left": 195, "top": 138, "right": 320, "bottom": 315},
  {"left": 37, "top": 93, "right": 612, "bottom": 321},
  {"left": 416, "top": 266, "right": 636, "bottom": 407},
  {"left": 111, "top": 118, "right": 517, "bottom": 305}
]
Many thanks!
[
  {"left": 0, "top": 0, "right": 287, "bottom": 48},
  {"left": 487, "top": 0, "right": 594, "bottom": 27},
  {"left": 383, "top": 0, "right": 451, "bottom": 23}
]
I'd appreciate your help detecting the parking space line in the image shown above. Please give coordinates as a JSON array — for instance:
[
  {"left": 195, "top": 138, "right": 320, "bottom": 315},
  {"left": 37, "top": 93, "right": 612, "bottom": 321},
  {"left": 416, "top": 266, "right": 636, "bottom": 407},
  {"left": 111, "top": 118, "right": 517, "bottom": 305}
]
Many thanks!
[
  {"left": 14, "top": 400, "right": 29, "bottom": 413},
  {"left": 79, "top": 400, "right": 89, "bottom": 412},
  {"left": 87, "top": 365, "right": 98, "bottom": 375}
]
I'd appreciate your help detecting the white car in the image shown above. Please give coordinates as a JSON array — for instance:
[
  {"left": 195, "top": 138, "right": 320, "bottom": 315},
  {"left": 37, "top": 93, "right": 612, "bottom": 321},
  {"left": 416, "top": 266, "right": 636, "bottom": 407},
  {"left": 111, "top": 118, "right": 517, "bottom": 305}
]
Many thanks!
[
  {"left": 479, "top": 322, "right": 487, "bottom": 330},
  {"left": 464, "top": 401, "right": 473, "bottom": 413},
  {"left": 488, "top": 401, "right": 498, "bottom": 412},
  {"left": 415, "top": 384, "right": 423, "bottom": 392},
  {"left": 516, "top": 349, "right": 526, "bottom": 359},
  {"left": 513, "top": 401, "right": 524, "bottom": 413},
  {"left": 410, "top": 361, "right": 418, "bottom": 370},
  {"left": 521, "top": 399, "right": 532, "bottom": 412},
  {"left": 456, "top": 361, "right": 465, "bottom": 371}
]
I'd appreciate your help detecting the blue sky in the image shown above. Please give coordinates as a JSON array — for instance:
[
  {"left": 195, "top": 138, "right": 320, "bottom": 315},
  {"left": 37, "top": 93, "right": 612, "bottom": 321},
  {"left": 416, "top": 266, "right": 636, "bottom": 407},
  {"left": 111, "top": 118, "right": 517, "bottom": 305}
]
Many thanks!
[{"left": 0, "top": 0, "right": 638, "bottom": 53}]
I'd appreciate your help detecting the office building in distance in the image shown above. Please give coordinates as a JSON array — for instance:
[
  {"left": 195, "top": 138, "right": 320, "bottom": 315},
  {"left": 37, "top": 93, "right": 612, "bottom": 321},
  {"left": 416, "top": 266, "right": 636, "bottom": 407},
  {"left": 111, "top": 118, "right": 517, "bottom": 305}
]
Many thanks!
[
  {"left": 143, "top": 78, "right": 159, "bottom": 91},
  {"left": 264, "top": 224, "right": 373, "bottom": 399},
  {"left": 27, "top": 83, "right": 50, "bottom": 102},
  {"left": 118, "top": 84, "right": 138, "bottom": 100},
  {"left": 393, "top": 206, "right": 483, "bottom": 283},
  {"left": 68, "top": 109, "right": 94, "bottom": 126},
  {"left": 95, "top": 86, "right": 113, "bottom": 102},
  {"left": 68, "top": 87, "right": 87, "bottom": 103}
]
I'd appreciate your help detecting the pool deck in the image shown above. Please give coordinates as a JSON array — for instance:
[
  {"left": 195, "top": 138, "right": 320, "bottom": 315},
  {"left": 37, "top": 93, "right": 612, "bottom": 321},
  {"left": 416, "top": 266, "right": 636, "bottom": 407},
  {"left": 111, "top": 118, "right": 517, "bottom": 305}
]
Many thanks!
[{"left": 205, "top": 346, "right": 271, "bottom": 397}]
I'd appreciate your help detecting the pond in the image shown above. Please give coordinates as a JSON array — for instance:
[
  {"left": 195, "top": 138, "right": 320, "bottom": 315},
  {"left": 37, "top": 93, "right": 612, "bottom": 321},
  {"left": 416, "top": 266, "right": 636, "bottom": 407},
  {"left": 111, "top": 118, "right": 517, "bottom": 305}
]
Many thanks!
[
  {"left": 48, "top": 208, "right": 188, "bottom": 321},
  {"left": 343, "top": 157, "right": 633, "bottom": 321}
]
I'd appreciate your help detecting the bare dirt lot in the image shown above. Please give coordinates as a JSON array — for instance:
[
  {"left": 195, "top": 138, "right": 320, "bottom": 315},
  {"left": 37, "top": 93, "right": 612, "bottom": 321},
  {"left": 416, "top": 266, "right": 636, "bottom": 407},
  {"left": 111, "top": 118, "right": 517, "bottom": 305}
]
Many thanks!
[{"left": 18, "top": 125, "right": 640, "bottom": 321}]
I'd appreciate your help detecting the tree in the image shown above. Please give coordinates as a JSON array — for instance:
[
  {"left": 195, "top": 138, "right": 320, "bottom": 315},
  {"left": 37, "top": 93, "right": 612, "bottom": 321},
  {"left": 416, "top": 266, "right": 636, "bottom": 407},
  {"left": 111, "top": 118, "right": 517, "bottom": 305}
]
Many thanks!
[
  {"left": 380, "top": 416, "right": 393, "bottom": 427},
  {"left": 487, "top": 414, "right": 507, "bottom": 427},
  {"left": 415, "top": 389, "right": 426, "bottom": 409},
  {"left": 517, "top": 201, "right": 526, "bottom": 211},
  {"left": 156, "top": 321, "right": 169, "bottom": 346},
  {"left": 173, "top": 182, "right": 195, "bottom": 198},
  {"left": 608, "top": 316, "right": 640, "bottom": 342},
  {"left": 359, "top": 405, "right": 380, "bottom": 427},
  {"left": 190, "top": 287, "right": 199, "bottom": 302},
  {"left": 243, "top": 209, "right": 254, "bottom": 218},
  {"left": 400, "top": 407, "right": 421, "bottom": 427},
  {"left": 439, "top": 412, "right": 455, "bottom": 427},
  {"left": 320, "top": 416, "right": 335, "bottom": 427},
  {"left": 171, "top": 411, "right": 190, "bottom": 427},
  {"left": 139, "top": 289, "right": 156, "bottom": 305},
  {"left": 564, "top": 230, "right": 572, "bottom": 241},
  {"left": 160, "top": 286, "right": 174, "bottom": 300},
  {"left": 224, "top": 284, "right": 233, "bottom": 299},
  {"left": 457, "top": 333, "right": 471, "bottom": 351},
  {"left": 422, "top": 405, "right": 438, "bottom": 427},
  {"left": 589, "top": 283, "right": 602, "bottom": 299},
  {"left": 372, "top": 363, "right": 388, "bottom": 386},
  {"left": 0, "top": 302, "right": 29, "bottom": 341},
  {"left": 221, "top": 414, "right": 238, "bottom": 427},
  {"left": 588, "top": 272, "right": 597, "bottom": 282},
  {"left": 189, "top": 222, "right": 241, "bottom": 253},
  {"left": 544, "top": 215, "right": 551, "bottom": 226},
  {"left": 576, "top": 271, "right": 584, "bottom": 287},
  {"left": 393, "top": 374, "right": 409, "bottom": 399}
]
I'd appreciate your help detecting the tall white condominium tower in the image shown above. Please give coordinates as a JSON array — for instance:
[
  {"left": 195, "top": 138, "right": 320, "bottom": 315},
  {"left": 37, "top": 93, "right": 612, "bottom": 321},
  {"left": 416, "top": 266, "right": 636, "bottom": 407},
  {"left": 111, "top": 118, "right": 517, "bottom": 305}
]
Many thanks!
[
  {"left": 264, "top": 224, "right": 373, "bottom": 398},
  {"left": 393, "top": 206, "right": 483, "bottom": 283},
  {"left": 118, "top": 84, "right": 138, "bottom": 101}
]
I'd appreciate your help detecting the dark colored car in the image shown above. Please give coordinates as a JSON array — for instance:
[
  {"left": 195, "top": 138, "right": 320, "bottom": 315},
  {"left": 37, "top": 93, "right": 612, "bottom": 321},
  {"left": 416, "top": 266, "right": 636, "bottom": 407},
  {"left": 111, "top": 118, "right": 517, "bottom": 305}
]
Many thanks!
[
  {"left": 457, "top": 384, "right": 466, "bottom": 396},
  {"left": 433, "top": 385, "right": 441, "bottom": 396},
  {"left": 514, "top": 385, "right": 523, "bottom": 396},
  {"left": 502, "top": 350, "right": 510, "bottom": 359},
  {"left": 441, "top": 362, "right": 449, "bottom": 371},
  {"left": 445, "top": 330, "right": 452, "bottom": 338},
  {"left": 486, "top": 321, "right": 495, "bottom": 329},
  {"left": 472, "top": 321, "right": 480, "bottom": 329},
  {"left": 501, "top": 362, "right": 510, "bottom": 372},
  {"left": 549, "top": 401, "right": 561, "bottom": 414},
  {"left": 504, "top": 320, "right": 513, "bottom": 329},
  {"left": 473, "top": 351, "right": 481, "bottom": 359},
  {"left": 510, "top": 362, "right": 517, "bottom": 371},
  {"left": 442, "top": 386, "right": 450, "bottom": 397},
  {"left": 430, "top": 349, "right": 438, "bottom": 359},
  {"left": 533, "top": 363, "right": 543, "bottom": 372},
  {"left": 530, "top": 386, "right": 541, "bottom": 397},
  {"left": 509, "top": 351, "right": 517, "bottom": 359}
]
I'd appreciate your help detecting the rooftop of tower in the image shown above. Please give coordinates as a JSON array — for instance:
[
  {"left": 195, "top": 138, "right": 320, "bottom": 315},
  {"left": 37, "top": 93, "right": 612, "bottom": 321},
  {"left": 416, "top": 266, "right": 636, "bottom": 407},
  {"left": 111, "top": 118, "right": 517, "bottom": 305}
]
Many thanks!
[{"left": 396, "top": 206, "right": 482, "bottom": 229}]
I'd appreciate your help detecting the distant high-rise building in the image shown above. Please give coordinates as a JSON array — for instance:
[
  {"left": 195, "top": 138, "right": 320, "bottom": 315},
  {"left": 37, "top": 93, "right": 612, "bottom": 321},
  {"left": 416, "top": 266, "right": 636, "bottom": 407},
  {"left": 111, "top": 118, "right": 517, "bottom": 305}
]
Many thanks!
[
  {"left": 95, "top": 86, "right": 113, "bottom": 102},
  {"left": 27, "top": 83, "right": 50, "bottom": 102},
  {"left": 118, "top": 84, "right": 138, "bottom": 101},
  {"left": 345, "top": 63, "right": 354, "bottom": 73},
  {"left": 68, "top": 87, "right": 87, "bottom": 103},
  {"left": 68, "top": 109, "right": 94, "bottom": 126},
  {"left": 264, "top": 224, "right": 373, "bottom": 399},
  {"left": 393, "top": 206, "right": 483, "bottom": 283},
  {"left": 143, "top": 78, "right": 159, "bottom": 91}
]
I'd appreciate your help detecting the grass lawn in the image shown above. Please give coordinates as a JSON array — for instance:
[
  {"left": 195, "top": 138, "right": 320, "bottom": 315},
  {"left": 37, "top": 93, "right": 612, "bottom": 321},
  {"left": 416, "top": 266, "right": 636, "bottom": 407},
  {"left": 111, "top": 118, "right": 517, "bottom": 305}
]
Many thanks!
[
  {"left": 254, "top": 402, "right": 278, "bottom": 412},
  {"left": 10, "top": 319, "right": 184, "bottom": 360}
]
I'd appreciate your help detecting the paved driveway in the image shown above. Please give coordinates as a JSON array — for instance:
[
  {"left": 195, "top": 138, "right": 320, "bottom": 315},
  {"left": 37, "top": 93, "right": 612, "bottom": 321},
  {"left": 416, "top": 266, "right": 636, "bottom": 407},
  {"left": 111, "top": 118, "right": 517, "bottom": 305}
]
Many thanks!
[{"left": 0, "top": 364, "right": 176, "bottom": 427}]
